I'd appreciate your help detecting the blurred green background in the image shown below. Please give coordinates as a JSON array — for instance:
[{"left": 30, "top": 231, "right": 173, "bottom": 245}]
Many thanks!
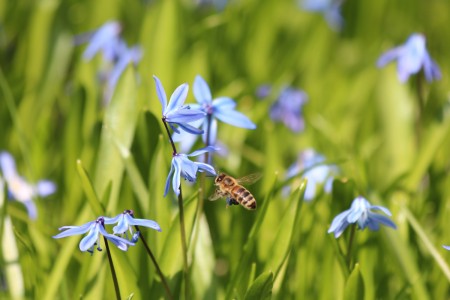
[{"left": 1, "top": 0, "right": 450, "bottom": 299}]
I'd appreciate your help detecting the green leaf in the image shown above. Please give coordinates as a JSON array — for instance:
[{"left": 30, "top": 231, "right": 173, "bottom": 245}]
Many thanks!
[
  {"left": 244, "top": 271, "right": 273, "bottom": 300},
  {"left": 76, "top": 159, "right": 104, "bottom": 216},
  {"left": 344, "top": 263, "right": 365, "bottom": 300}
]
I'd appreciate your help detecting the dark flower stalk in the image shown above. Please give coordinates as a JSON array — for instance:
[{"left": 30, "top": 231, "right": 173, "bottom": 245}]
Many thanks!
[{"left": 103, "top": 234, "right": 121, "bottom": 300}]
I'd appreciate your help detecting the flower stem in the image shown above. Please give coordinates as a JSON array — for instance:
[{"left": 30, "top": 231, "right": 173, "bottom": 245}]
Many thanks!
[
  {"left": 346, "top": 224, "right": 356, "bottom": 270},
  {"left": 103, "top": 236, "right": 121, "bottom": 300},
  {"left": 134, "top": 226, "right": 173, "bottom": 300},
  {"left": 415, "top": 73, "right": 425, "bottom": 144},
  {"left": 162, "top": 120, "right": 190, "bottom": 300}
]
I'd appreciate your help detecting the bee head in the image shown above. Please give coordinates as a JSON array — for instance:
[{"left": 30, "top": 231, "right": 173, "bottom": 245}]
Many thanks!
[{"left": 215, "top": 173, "right": 226, "bottom": 185}]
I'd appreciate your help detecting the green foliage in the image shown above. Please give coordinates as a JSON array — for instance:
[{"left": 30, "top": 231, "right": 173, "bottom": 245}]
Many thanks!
[{"left": 1, "top": 0, "right": 450, "bottom": 299}]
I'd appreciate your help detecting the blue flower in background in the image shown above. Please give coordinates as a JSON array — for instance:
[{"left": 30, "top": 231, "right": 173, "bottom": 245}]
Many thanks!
[
  {"left": 443, "top": 245, "right": 450, "bottom": 251},
  {"left": 154, "top": 75, "right": 206, "bottom": 135},
  {"left": 191, "top": 75, "right": 256, "bottom": 145},
  {"left": 105, "top": 210, "right": 161, "bottom": 242},
  {"left": 80, "top": 21, "right": 123, "bottom": 62},
  {"left": 284, "top": 149, "right": 336, "bottom": 201},
  {"left": 300, "top": 0, "right": 343, "bottom": 31},
  {"left": 328, "top": 196, "right": 397, "bottom": 238},
  {"left": 377, "top": 33, "right": 441, "bottom": 82},
  {"left": 53, "top": 217, "right": 135, "bottom": 253},
  {"left": 270, "top": 87, "right": 308, "bottom": 133},
  {"left": 165, "top": 147, "right": 217, "bottom": 196},
  {"left": 0, "top": 151, "right": 56, "bottom": 220}
]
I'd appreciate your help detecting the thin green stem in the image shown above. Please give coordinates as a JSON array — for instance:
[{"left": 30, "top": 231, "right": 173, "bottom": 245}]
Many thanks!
[
  {"left": 103, "top": 235, "right": 121, "bottom": 300},
  {"left": 161, "top": 119, "right": 189, "bottom": 300},
  {"left": 134, "top": 226, "right": 173, "bottom": 300},
  {"left": 346, "top": 225, "right": 357, "bottom": 270},
  {"left": 415, "top": 73, "right": 425, "bottom": 145}
]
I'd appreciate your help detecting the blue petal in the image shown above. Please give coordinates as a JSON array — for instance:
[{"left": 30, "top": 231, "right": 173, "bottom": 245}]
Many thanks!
[
  {"left": 193, "top": 75, "right": 212, "bottom": 105},
  {"left": 172, "top": 158, "right": 182, "bottom": 196},
  {"left": 36, "top": 180, "right": 56, "bottom": 197},
  {"left": 83, "top": 21, "right": 121, "bottom": 60},
  {"left": 153, "top": 75, "right": 168, "bottom": 113},
  {"left": 328, "top": 210, "right": 350, "bottom": 233},
  {"left": 127, "top": 214, "right": 162, "bottom": 231},
  {"left": 188, "top": 146, "right": 217, "bottom": 157},
  {"left": 53, "top": 222, "right": 95, "bottom": 239},
  {"left": 0, "top": 151, "right": 18, "bottom": 179},
  {"left": 377, "top": 47, "right": 402, "bottom": 68},
  {"left": 103, "top": 214, "right": 122, "bottom": 224},
  {"left": 164, "top": 162, "right": 175, "bottom": 197},
  {"left": 212, "top": 97, "right": 236, "bottom": 110},
  {"left": 195, "top": 162, "right": 217, "bottom": 176},
  {"left": 422, "top": 52, "right": 441, "bottom": 82},
  {"left": 23, "top": 200, "right": 38, "bottom": 220},
  {"left": 443, "top": 245, "right": 450, "bottom": 251},
  {"left": 180, "top": 156, "right": 199, "bottom": 180},
  {"left": 214, "top": 109, "right": 256, "bottom": 129},
  {"left": 368, "top": 213, "right": 397, "bottom": 230},
  {"left": 364, "top": 218, "right": 380, "bottom": 231},
  {"left": 167, "top": 84, "right": 189, "bottom": 113},
  {"left": 332, "top": 220, "right": 351, "bottom": 238},
  {"left": 177, "top": 121, "right": 205, "bottom": 135},
  {"left": 99, "top": 225, "right": 134, "bottom": 251},
  {"left": 202, "top": 118, "right": 218, "bottom": 146},
  {"left": 370, "top": 205, "right": 392, "bottom": 216},
  {"left": 112, "top": 214, "right": 129, "bottom": 234},
  {"left": 79, "top": 224, "right": 100, "bottom": 251},
  {"left": 166, "top": 109, "right": 205, "bottom": 124}
]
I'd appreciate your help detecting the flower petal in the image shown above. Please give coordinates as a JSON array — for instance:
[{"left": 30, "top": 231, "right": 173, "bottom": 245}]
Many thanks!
[
  {"left": 377, "top": 47, "right": 402, "bottom": 68},
  {"left": 328, "top": 210, "right": 350, "bottom": 233},
  {"left": 165, "top": 108, "right": 205, "bottom": 124},
  {"left": 83, "top": 21, "right": 121, "bottom": 61},
  {"left": 22, "top": 200, "right": 38, "bottom": 220},
  {"left": 188, "top": 146, "right": 217, "bottom": 157},
  {"left": 193, "top": 75, "right": 212, "bottom": 105},
  {"left": 443, "top": 245, "right": 450, "bottom": 251},
  {"left": 172, "top": 157, "right": 182, "bottom": 196},
  {"left": 422, "top": 52, "right": 441, "bottom": 82},
  {"left": 153, "top": 75, "right": 168, "bottom": 114},
  {"left": 0, "top": 151, "right": 18, "bottom": 180},
  {"left": 112, "top": 214, "right": 129, "bottom": 234},
  {"left": 36, "top": 180, "right": 57, "bottom": 197},
  {"left": 212, "top": 97, "right": 236, "bottom": 110},
  {"left": 368, "top": 213, "right": 397, "bottom": 230},
  {"left": 53, "top": 222, "right": 95, "bottom": 239},
  {"left": 195, "top": 162, "right": 217, "bottom": 176},
  {"left": 164, "top": 162, "right": 175, "bottom": 197},
  {"left": 167, "top": 83, "right": 189, "bottom": 113},
  {"left": 177, "top": 121, "right": 205, "bottom": 135},
  {"left": 79, "top": 224, "right": 100, "bottom": 252},
  {"left": 99, "top": 225, "right": 134, "bottom": 251},
  {"left": 126, "top": 214, "right": 162, "bottom": 231},
  {"left": 214, "top": 109, "right": 256, "bottom": 129}
]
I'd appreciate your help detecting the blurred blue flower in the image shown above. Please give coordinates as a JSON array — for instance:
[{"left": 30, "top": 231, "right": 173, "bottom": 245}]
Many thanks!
[
  {"left": 270, "top": 87, "right": 308, "bottom": 133},
  {"left": 256, "top": 84, "right": 272, "bottom": 99},
  {"left": 284, "top": 149, "right": 336, "bottom": 201},
  {"left": 443, "top": 245, "right": 450, "bottom": 251},
  {"left": 377, "top": 33, "right": 441, "bottom": 82},
  {"left": 300, "top": 0, "right": 343, "bottom": 31},
  {"left": 0, "top": 151, "right": 56, "bottom": 220},
  {"left": 105, "top": 210, "right": 161, "bottom": 243},
  {"left": 80, "top": 21, "right": 123, "bottom": 62},
  {"left": 328, "top": 196, "right": 397, "bottom": 238},
  {"left": 191, "top": 75, "right": 256, "bottom": 145},
  {"left": 154, "top": 75, "right": 206, "bottom": 135},
  {"left": 165, "top": 146, "right": 217, "bottom": 196},
  {"left": 53, "top": 217, "right": 135, "bottom": 253}
]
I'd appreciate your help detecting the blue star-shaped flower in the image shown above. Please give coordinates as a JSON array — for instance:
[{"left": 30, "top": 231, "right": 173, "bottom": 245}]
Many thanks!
[
  {"left": 53, "top": 217, "right": 135, "bottom": 253},
  {"left": 165, "top": 147, "right": 217, "bottom": 196},
  {"left": 105, "top": 210, "right": 161, "bottom": 242},
  {"left": 270, "top": 87, "right": 308, "bottom": 133},
  {"left": 377, "top": 33, "right": 441, "bottom": 82},
  {"left": 328, "top": 196, "right": 397, "bottom": 238},
  {"left": 284, "top": 149, "right": 337, "bottom": 201},
  {"left": 188, "top": 75, "right": 256, "bottom": 144},
  {"left": 80, "top": 21, "right": 123, "bottom": 62},
  {"left": 154, "top": 75, "right": 206, "bottom": 135},
  {"left": 0, "top": 151, "right": 56, "bottom": 220}
]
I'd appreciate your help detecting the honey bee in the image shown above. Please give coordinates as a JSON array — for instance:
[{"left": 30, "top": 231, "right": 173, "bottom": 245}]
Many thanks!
[{"left": 209, "top": 173, "right": 261, "bottom": 210}]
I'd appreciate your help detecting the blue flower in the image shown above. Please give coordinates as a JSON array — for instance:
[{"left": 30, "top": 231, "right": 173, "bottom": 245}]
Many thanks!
[
  {"left": 0, "top": 151, "right": 56, "bottom": 220},
  {"left": 300, "top": 0, "right": 343, "bottom": 31},
  {"left": 284, "top": 149, "right": 336, "bottom": 201},
  {"left": 270, "top": 87, "right": 308, "bottom": 133},
  {"left": 154, "top": 75, "right": 206, "bottom": 135},
  {"left": 80, "top": 21, "right": 123, "bottom": 62},
  {"left": 105, "top": 210, "right": 161, "bottom": 242},
  {"left": 443, "top": 245, "right": 450, "bottom": 251},
  {"left": 377, "top": 33, "right": 441, "bottom": 82},
  {"left": 53, "top": 217, "right": 135, "bottom": 253},
  {"left": 328, "top": 196, "right": 397, "bottom": 238},
  {"left": 189, "top": 75, "right": 256, "bottom": 145},
  {"left": 165, "top": 147, "right": 217, "bottom": 196},
  {"left": 107, "top": 45, "right": 142, "bottom": 90}
]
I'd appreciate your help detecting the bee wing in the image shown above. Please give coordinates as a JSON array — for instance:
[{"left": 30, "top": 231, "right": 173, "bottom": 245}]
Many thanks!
[
  {"left": 236, "top": 173, "right": 262, "bottom": 185},
  {"left": 208, "top": 189, "right": 224, "bottom": 201}
]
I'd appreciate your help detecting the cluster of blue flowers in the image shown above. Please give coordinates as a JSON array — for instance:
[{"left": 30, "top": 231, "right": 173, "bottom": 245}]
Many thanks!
[
  {"left": 53, "top": 210, "right": 161, "bottom": 253},
  {"left": 77, "top": 21, "right": 143, "bottom": 102}
]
